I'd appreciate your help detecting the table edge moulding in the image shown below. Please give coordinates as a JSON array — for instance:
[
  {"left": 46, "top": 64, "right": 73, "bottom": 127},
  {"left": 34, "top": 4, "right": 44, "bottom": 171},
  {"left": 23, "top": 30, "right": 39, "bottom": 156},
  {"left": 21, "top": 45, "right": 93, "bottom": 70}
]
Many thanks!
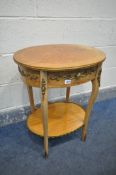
[{"left": 13, "top": 44, "right": 106, "bottom": 158}]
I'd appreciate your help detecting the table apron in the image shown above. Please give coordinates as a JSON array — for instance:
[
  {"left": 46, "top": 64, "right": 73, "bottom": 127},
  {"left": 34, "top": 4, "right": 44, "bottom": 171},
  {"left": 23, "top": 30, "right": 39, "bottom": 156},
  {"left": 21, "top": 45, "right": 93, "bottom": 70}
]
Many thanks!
[{"left": 18, "top": 64, "right": 102, "bottom": 88}]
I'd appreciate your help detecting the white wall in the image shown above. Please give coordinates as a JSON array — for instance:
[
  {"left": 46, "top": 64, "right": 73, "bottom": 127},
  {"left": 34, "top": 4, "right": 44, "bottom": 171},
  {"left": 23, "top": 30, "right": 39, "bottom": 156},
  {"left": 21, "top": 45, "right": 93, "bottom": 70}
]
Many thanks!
[{"left": 0, "top": 0, "right": 116, "bottom": 111}]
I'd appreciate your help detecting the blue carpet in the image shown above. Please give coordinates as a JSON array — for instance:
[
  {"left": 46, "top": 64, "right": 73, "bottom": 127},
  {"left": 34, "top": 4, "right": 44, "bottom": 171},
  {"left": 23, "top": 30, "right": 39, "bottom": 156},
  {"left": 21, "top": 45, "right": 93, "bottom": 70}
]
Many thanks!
[{"left": 0, "top": 98, "right": 116, "bottom": 175}]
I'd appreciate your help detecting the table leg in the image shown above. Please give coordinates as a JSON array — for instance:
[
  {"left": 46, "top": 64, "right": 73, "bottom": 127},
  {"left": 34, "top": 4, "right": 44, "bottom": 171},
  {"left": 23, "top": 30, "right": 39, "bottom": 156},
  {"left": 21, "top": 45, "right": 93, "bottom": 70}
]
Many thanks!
[
  {"left": 66, "top": 87, "right": 70, "bottom": 102},
  {"left": 82, "top": 65, "right": 101, "bottom": 141},
  {"left": 27, "top": 85, "right": 35, "bottom": 112},
  {"left": 40, "top": 71, "right": 48, "bottom": 158}
]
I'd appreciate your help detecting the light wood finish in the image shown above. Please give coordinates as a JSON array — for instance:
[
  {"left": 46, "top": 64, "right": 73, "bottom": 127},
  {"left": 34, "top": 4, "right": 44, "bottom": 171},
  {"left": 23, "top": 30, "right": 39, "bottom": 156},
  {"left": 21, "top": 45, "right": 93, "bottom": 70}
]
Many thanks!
[
  {"left": 27, "top": 86, "right": 35, "bottom": 112},
  {"left": 66, "top": 87, "right": 70, "bottom": 102},
  {"left": 40, "top": 71, "right": 48, "bottom": 157},
  {"left": 14, "top": 44, "right": 105, "bottom": 71},
  {"left": 82, "top": 65, "right": 101, "bottom": 141},
  {"left": 18, "top": 64, "right": 98, "bottom": 88},
  {"left": 27, "top": 102, "right": 85, "bottom": 137},
  {"left": 13, "top": 44, "right": 106, "bottom": 158}
]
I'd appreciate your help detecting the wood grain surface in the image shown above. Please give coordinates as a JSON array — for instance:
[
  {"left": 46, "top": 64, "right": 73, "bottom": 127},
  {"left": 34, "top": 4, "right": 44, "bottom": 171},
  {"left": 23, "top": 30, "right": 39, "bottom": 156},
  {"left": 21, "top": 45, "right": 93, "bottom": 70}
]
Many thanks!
[
  {"left": 14, "top": 44, "right": 105, "bottom": 71},
  {"left": 27, "top": 102, "right": 85, "bottom": 137}
]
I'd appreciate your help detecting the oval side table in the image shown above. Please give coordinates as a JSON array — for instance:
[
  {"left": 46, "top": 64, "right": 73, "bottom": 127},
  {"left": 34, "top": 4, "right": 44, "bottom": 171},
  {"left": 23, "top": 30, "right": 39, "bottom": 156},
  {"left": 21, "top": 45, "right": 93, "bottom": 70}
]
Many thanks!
[{"left": 13, "top": 44, "right": 106, "bottom": 158}]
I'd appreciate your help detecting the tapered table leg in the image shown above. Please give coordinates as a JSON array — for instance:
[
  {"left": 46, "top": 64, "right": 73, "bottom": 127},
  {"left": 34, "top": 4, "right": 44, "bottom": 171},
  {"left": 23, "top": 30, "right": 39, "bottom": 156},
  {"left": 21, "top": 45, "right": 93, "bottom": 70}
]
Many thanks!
[
  {"left": 40, "top": 71, "right": 48, "bottom": 158},
  {"left": 66, "top": 87, "right": 70, "bottom": 102},
  {"left": 27, "top": 85, "right": 35, "bottom": 112},
  {"left": 82, "top": 65, "right": 101, "bottom": 141}
]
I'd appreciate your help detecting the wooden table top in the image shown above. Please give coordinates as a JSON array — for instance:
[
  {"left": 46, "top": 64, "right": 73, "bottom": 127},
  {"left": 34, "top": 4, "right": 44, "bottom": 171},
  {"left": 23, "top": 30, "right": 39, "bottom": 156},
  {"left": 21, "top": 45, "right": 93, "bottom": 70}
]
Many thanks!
[{"left": 13, "top": 44, "right": 106, "bottom": 71}]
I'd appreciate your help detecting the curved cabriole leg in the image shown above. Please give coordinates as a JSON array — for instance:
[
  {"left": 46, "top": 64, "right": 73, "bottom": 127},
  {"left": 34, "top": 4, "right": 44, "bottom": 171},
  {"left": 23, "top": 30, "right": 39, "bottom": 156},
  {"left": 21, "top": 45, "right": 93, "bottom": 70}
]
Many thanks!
[
  {"left": 82, "top": 65, "right": 102, "bottom": 141},
  {"left": 40, "top": 71, "right": 48, "bottom": 158},
  {"left": 27, "top": 85, "right": 35, "bottom": 112},
  {"left": 82, "top": 79, "right": 99, "bottom": 141},
  {"left": 66, "top": 87, "right": 71, "bottom": 102}
]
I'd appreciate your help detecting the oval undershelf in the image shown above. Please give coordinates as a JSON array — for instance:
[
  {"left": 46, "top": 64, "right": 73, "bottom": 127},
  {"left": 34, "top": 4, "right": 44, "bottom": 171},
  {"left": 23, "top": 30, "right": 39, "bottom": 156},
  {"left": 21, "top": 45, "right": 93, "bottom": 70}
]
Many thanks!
[{"left": 27, "top": 102, "right": 85, "bottom": 137}]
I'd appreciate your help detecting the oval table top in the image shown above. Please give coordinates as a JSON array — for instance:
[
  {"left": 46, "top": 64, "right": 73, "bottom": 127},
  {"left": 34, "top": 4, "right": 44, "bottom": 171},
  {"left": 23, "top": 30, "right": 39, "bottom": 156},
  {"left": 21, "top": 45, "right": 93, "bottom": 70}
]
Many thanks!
[{"left": 13, "top": 44, "right": 106, "bottom": 71}]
